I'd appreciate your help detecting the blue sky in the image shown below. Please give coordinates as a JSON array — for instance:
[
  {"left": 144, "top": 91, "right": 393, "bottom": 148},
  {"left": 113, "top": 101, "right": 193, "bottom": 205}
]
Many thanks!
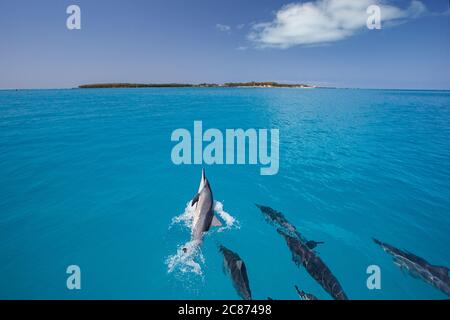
[{"left": 0, "top": 0, "right": 449, "bottom": 89}]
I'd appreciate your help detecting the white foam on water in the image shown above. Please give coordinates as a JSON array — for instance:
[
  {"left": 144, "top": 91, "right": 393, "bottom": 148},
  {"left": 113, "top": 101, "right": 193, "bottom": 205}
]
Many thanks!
[
  {"left": 214, "top": 201, "right": 240, "bottom": 232},
  {"left": 169, "top": 200, "right": 239, "bottom": 231},
  {"left": 166, "top": 200, "right": 239, "bottom": 275},
  {"left": 169, "top": 201, "right": 195, "bottom": 230},
  {"left": 166, "top": 239, "right": 205, "bottom": 276}
]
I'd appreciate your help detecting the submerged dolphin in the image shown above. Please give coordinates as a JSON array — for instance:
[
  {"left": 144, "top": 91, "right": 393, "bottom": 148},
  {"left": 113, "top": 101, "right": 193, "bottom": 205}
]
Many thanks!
[
  {"left": 294, "top": 285, "right": 319, "bottom": 300},
  {"left": 277, "top": 228, "right": 348, "bottom": 300},
  {"left": 256, "top": 204, "right": 323, "bottom": 250},
  {"left": 189, "top": 169, "right": 222, "bottom": 244},
  {"left": 219, "top": 245, "right": 252, "bottom": 300},
  {"left": 373, "top": 238, "right": 450, "bottom": 296}
]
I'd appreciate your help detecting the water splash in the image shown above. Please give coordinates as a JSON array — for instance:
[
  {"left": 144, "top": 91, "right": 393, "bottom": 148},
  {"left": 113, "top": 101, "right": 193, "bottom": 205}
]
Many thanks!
[
  {"left": 165, "top": 239, "right": 205, "bottom": 276},
  {"left": 166, "top": 200, "right": 238, "bottom": 275},
  {"left": 169, "top": 200, "right": 238, "bottom": 231},
  {"left": 214, "top": 201, "right": 240, "bottom": 232},
  {"left": 169, "top": 201, "right": 195, "bottom": 229}
]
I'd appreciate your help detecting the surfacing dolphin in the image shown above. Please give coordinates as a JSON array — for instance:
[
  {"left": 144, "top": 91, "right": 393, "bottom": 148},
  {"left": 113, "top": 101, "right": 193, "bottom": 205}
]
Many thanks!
[
  {"left": 255, "top": 204, "right": 323, "bottom": 250},
  {"left": 219, "top": 245, "right": 252, "bottom": 300},
  {"left": 373, "top": 238, "right": 450, "bottom": 296},
  {"left": 185, "top": 169, "right": 222, "bottom": 249},
  {"left": 277, "top": 228, "right": 348, "bottom": 300},
  {"left": 294, "top": 285, "right": 319, "bottom": 300}
]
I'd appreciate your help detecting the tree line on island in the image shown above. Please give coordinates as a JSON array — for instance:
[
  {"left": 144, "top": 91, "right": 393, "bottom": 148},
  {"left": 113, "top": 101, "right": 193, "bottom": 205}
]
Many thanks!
[{"left": 78, "top": 82, "right": 313, "bottom": 89}]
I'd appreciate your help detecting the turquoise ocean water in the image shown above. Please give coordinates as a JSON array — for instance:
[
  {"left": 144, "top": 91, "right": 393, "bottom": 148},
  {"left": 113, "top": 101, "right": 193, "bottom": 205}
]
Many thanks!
[{"left": 0, "top": 88, "right": 449, "bottom": 299}]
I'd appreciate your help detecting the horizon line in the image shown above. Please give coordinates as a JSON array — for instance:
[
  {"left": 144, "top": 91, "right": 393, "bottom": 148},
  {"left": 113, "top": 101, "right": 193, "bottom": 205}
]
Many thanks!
[{"left": 1, "top": 85, "right": 450, "bottom": 92}]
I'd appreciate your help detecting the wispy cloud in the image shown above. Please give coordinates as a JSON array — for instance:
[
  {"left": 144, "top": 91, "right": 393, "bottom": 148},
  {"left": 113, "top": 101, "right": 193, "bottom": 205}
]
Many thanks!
[
  {"left": 248, "top": 0, "right": 426, "bottom": 48},
  {"left": 216, "top": 24, "right": 231, "bottom": 32}
]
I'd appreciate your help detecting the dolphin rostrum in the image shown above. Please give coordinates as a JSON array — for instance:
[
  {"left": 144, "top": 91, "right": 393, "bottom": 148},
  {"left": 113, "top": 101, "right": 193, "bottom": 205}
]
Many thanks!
[
  {"left": 294, "top": 285, "right": 319, "bottom": 300},
  {"left": 189, "top": 169, "right": 222, "bottom": 244},
  {"left": 219, "top": 245, "right": 252, "bottom": 300},
  {"left": 277, "top": 228, "right": 348, "bottom": 300},
  {"left": 256, "top": 204, "right": 323, "bottom": 250},
  {"left": 373, "top": 238, "right": 450, "bottom": 296}
]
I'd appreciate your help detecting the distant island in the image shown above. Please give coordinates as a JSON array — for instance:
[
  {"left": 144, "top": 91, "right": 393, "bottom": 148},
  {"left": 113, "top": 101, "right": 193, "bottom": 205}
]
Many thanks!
[{"left": 78, "top": 82, "right": 314, "bottom": 89}]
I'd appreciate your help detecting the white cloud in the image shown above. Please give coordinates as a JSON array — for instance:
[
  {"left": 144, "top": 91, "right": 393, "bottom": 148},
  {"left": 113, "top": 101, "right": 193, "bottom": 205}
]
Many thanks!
[
  {"left": 216, "top": 24, "right": 231, "bottom": 32},
  {"left": 248, "top": 0, "right": 426, "bottom": 48}
]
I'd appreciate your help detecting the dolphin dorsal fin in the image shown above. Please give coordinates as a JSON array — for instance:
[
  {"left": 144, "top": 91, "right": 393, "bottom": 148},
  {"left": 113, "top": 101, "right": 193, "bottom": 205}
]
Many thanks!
[
  {"left": 211, "top": 215, "right": 222, "bottom": 227},
  {"left": 191, "top": 193, "right": 200, "bottom": 206}
]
